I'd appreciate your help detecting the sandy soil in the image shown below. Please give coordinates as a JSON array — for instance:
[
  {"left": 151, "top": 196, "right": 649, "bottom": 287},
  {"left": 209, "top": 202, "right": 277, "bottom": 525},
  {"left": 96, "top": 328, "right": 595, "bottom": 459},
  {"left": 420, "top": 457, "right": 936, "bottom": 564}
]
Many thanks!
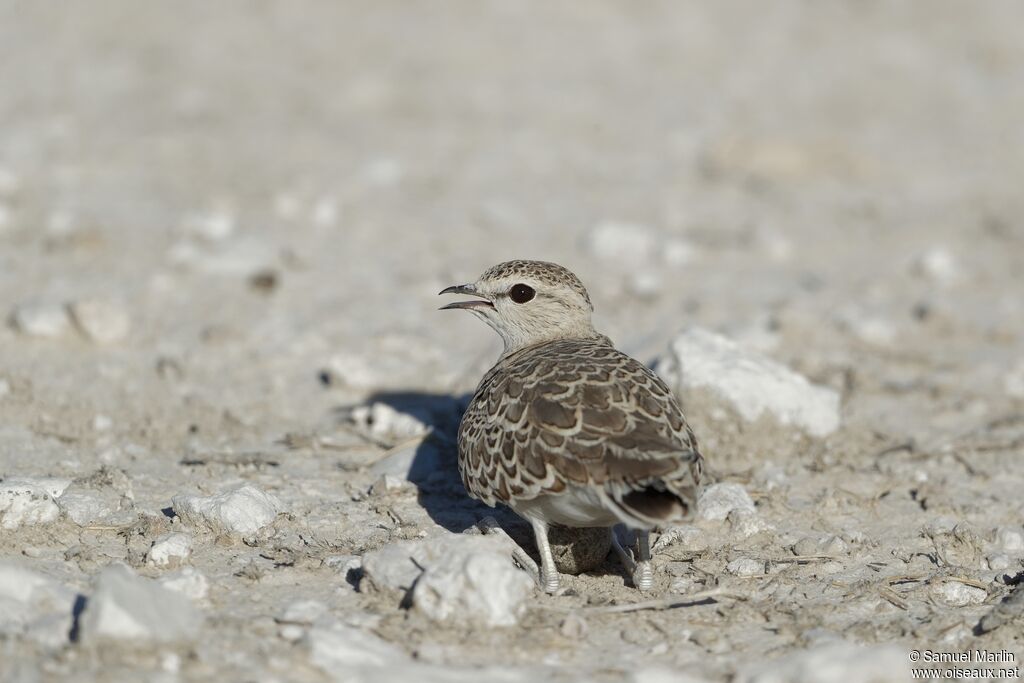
[{"left": 1, "top": 2, "right": 1023, "bottom": 681}]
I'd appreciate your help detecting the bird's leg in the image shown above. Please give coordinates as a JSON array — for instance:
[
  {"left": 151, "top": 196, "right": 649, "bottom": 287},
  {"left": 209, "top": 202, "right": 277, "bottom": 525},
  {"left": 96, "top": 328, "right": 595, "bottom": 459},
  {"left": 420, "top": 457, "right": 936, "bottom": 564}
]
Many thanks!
[
  {"left": 610, "top": 525, "right": 637, "bottom": 575},
  {"left": 529, "top": 518, "right": 560, "bottom": 593},
  {"left": 477, "top": 516, "right": 540, "bottom": 583},
  {"left": 633, "top": 530, "right": 654, "bottom": 591}
]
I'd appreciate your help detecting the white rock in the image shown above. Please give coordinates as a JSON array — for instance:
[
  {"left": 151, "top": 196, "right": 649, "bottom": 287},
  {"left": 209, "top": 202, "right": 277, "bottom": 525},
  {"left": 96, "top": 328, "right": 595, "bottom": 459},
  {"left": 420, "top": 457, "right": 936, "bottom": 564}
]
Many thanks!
[
  {"left": 931, "top": 581, "right": 987, "bottom": 607},
  {"left": 79, "top": 564, "right": 202, "bottom": 643},
  {"left": 324, "top": 554, "right": 362, "bottom": 577},
  {"left": 369, "top": 473, "right": 409, "bottom": 496},
  {"left": 726, "top": 558, "right": 763, "bottom": 577},
  {"left": 0, "top": 478, "right": 67, "bottom": 530},
  {"left": 0, "top": 378, "right": 10, "bottom": 398},
  {"left": 311, "top": 196, "right": 339, "bottom": 227},
  {"left": 57, "top": 490, "right": 120, "bottom": 526},
  {"left": 172, "top": 484, "right": 283, "bottom": 535},
  {"left": 68, "top": 299, "right": 131, "bottom": 344},
  {"left": 653, "top": 526, "right": 708, "bottom": 553},
  {"left": 584, "top": 221, "right": 658, "bottom": 266},
  {"left": 728, "top": 509, "right": 772, "bottom": 537},
  {"left": 159, "top": 567, "right": 210, "bottom": 602},
  {"left": 147, "top": 533, "right": 193, "bottom": 568},
  {"left": 736, "top": 642, "right": 908, "bottom": 683},
  {"left": 180, "top": 208, "right": 235, "bottom": 242},
  {"left": 412, "top": 544, "right": 533, "bottom": 627},
  {"left": 792, "top": 537, "right": 821, "bottom": 557},
  {"left": 836, "top": 308, "right": 897, "bottom": 347},
  {"left": 988, "top": 554, "right": 1012, "bottom": 572},
  {"left": 362, "top": 534, "right": 532, "bottom": 627},
  {"left": 56, "top": 471, "right": 134, "bottom": 527},
  {"left": 10, "top": 303, "right": 72, "bottom": 338},
  {"left": 911, "top": 246, "right": 960, "bottom": 285},
  {"left": 698, "top": 483, "right": 756, "bottom": 522},
  {"left": 0, "top": 562, "right": 77, "bottom": 650},
  {"left": 657, "top": 328, "right": 841, "bottom": 437},
  {"left": 349, "top": 402, "right": 430, "bottom": 442},
  {"left": 991, "top": 528, "right": 1024, "bottom": 557}
]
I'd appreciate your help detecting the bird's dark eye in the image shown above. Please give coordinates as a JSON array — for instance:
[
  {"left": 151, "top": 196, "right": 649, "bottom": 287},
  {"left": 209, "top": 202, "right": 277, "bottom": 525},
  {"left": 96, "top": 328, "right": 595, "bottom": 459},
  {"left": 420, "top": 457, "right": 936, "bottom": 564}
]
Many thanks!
[{"left": 509, "top": 283, "right": 536, "bottom": 304}]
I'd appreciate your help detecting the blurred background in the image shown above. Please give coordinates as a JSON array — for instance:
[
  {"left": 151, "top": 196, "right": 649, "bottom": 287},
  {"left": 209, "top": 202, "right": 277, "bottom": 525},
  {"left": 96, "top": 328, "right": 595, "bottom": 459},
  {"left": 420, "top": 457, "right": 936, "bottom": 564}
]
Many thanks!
[
  {"left": 3, "top": 4, "right": 1024, "bottom": 680},
  {"left": 1, "top": 0, "right": 1023, "bottom": 464}
]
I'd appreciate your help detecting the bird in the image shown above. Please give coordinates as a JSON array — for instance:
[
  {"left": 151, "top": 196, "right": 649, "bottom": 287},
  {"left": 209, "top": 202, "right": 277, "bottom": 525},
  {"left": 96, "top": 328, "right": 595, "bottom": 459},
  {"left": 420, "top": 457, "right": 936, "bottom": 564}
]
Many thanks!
[{"left": 439, "top": 260, "right": 703, "bottom": 592}]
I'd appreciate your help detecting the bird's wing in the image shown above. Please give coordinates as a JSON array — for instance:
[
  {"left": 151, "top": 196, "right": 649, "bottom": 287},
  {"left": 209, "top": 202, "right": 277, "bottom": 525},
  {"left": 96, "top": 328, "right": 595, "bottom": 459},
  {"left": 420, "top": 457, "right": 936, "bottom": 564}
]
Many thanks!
[{"left": 457, "top": 339, "right": 702, "bottom": 510}]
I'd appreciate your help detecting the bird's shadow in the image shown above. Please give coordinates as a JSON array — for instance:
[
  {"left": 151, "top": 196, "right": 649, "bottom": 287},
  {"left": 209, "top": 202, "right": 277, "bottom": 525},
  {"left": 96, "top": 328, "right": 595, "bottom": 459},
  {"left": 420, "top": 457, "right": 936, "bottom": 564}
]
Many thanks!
[{"left": 356, "top": 390, "right": 524, "bottom": 535}]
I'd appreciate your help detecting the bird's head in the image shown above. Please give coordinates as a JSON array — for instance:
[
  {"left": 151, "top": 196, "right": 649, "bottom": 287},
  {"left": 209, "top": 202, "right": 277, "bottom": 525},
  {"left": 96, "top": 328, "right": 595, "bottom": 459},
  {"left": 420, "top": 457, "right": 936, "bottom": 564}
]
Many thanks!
[{"left": 439, "top": 260, "right": 597, "bottom": 354}]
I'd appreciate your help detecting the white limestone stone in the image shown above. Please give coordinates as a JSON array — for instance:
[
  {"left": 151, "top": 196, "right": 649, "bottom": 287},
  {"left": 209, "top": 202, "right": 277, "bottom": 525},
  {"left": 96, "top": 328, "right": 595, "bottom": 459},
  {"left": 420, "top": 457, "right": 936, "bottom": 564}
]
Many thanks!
[
  {"left": 68, "top": 299, "right": 131, "bottom": 344},
  {"left": 931, "top": 581, "right": 987, "bottom": 607},
  {"left": 147, "top": 533, "right": 194, "bottom": 568},
  {"left": 698, "top": 483, "right": 756, "bottom": 522},
  {"left": 10, "top": 303, "right": 72, "bottom": 339},
  {"left": 657, "top": 328, "right": 841, "bottom": 437},
  {"left": 79, "top": 564, "right": 201, "bottom": 643},
  {"left": 0, "top": 478, "right": 69, "bottom": 530},
  {"left": 172, "top": 484, "right": 282, "bottom": 535}
]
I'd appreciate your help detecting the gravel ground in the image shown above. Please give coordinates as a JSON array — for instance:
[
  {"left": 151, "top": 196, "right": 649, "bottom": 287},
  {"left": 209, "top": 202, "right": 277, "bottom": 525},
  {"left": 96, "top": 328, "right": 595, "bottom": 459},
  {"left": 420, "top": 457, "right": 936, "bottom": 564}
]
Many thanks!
[{"left": 1, "top": 2, "right": 1023, "bottom": 681}]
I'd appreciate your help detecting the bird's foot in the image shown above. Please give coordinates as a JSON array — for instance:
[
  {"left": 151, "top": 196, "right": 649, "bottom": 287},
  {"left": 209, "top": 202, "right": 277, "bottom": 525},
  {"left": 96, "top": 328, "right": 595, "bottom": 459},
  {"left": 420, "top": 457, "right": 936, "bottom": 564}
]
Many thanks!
[
  {"left": 632, "top": 560, "right": 654, "bottom": 592},
  {"left": 540, "top": 568, "right": 561, "bottom": 594}
]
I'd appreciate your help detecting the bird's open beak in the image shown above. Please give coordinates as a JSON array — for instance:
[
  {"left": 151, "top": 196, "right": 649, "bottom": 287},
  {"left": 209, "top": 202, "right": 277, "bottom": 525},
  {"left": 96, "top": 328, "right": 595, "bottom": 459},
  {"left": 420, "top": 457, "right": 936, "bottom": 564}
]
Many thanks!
[{"left": 438, "top": 283, "right": 494, "bottom": 310}]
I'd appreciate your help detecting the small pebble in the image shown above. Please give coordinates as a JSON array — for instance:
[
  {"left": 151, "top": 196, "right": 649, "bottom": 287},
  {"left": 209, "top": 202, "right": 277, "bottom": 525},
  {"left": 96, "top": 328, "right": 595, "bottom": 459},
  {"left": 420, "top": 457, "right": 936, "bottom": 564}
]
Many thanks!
[
  {"left": 987, "top": 554, "right": 1012, "bottom": 572},
  {"left": 995, "top": 527, "right": 1024, "bottom": 554},
  {"left": 180, "top": 207, "right": 235, "bottom": 242},
  {"left": 911, "top": 246, "right": 960, "bottom": 285},
  {"left": 68, "top": 299, "right": 131, "bottom": 344},
  {"left": 726, "top": 558, "right": 764, "bottom": 577},
  {"left": 728, "top": 509, "right": 771, "bottom": 537},
  {"left": 147, "top": 532, "right": 194, "bottom": 568},
  {"left": 10, "top": 303, "right": 72, "bottom": 339},
  {"left": 931, "top": 581, "right": 986, "bottom": 607},
  {"left": 669, "top": 577, "right": 696, "bottom": 594},
  {"left": 369, "top": 473, "right": 408, "bottom": 497},
  {"left": 698, "top": 483, "right": 756, "bottom": 522}
]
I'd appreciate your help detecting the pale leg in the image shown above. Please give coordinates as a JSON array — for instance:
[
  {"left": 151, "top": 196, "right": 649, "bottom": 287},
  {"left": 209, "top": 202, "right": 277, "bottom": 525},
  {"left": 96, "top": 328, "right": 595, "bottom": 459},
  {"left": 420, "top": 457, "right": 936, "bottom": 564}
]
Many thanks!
[
  {"left": 530, "top": 517, "right": 560, "bottom": 593},
  {"left": 633, "top": 530, "right": 653, "bottom": 591},
  {"left": 477, "top": 516, "right": 541, "bottom": 583},
  {"left": 610, "top": 525, "right": 637, "bottom": 575}
]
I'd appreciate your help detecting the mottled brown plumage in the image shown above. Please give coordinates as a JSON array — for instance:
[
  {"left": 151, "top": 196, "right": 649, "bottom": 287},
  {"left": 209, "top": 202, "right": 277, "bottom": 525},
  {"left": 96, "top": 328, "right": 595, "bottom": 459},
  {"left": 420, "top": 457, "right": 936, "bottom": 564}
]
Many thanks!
[
  {"left": 458, "top": 336, "right": 702, "bottom": 528},
  {"left": 440, "top": 260, "right": 704, "bottom": 592}
]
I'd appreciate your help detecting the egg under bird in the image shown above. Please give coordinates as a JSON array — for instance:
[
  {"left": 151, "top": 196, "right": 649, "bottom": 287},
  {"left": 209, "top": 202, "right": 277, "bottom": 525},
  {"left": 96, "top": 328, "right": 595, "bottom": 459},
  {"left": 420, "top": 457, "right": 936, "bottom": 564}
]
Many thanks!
[{"left": 440, "top": 260, "right": 703, "bottom": 592}]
